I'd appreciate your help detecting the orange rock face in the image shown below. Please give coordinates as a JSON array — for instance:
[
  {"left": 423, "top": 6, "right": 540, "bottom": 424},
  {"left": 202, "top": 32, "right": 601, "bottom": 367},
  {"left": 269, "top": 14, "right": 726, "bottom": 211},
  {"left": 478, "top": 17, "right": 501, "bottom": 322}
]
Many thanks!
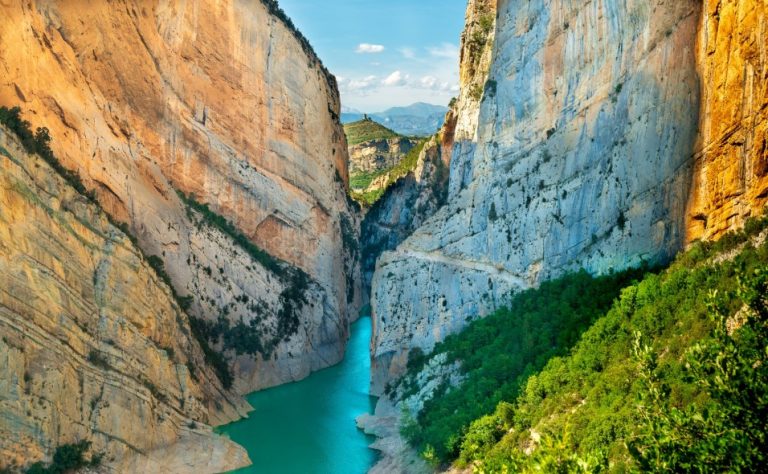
[
  {"left": 0, "top": 126, "right": 250, "bottom": 473},
  {"left": 0, "top": 0, "right": 360, "bottom": 392},
  {"left": 688, "top": 0, "right": 768, "bottom": 241}
]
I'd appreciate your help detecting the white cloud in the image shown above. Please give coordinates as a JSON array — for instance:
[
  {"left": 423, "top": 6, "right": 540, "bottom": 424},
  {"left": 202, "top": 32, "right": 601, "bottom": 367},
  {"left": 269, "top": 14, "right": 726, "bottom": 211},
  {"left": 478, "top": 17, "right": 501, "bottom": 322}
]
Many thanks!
[
  {"left": 418, "top": 75, "right": 458, "bottom": 92},
  {"left": 338, "top": 75, "right": 379, "bottom": 93},
  {"left": 399, "top": 47, "right": 416, "bottom": 59},
  {"left": 419, "top": 75, "right": 439, "bottom": 89},
  {"left": 356, "top": 43, "right": 385, "bottom": 54},
  {"left": 427, "top": 43, "right": 460, "bottom": 59},
  {"left": 382, "top": 71, "right": 408, "bottom": 87}
]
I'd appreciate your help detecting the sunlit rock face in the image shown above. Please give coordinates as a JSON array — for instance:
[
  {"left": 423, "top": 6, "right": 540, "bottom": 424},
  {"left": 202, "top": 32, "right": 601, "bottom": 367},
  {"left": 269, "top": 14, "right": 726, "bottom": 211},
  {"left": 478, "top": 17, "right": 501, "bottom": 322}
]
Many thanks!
[
  {"left": 0, "top": 0, "right": 361, "bottom": 394},
  {"left": 449, "top": 0, "right": 498, "bottom": 200},
  {"left": 687, "top": 0, "right": 768, "bottom": 242},
  {"left": 0, "top": 127, "right": 250, "bottom": 473},
  {"left": 371, "top": 0, "right": 703, "bottom": 394}
]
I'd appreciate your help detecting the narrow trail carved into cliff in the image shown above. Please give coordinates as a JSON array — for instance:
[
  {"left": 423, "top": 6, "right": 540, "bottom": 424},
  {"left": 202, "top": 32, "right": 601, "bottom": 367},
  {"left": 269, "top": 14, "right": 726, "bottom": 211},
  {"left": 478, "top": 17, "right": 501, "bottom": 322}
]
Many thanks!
[{"left": 388, "top": 249, "right": 530, "bottom": 289}]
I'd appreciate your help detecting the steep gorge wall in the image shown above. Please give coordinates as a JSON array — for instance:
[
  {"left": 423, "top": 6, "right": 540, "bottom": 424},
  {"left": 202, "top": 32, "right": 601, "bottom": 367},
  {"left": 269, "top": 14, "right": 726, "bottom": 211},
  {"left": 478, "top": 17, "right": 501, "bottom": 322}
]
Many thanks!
[
  {"left": 0, "top": 127, "right": 249, "bottom": 473},
  {"left": 371, "top": 0, "right": 703, "bottom": 393},
  {"left": 449, "top": 0, "right": 498, "bottom": 199},
  {"left": 0, "top": 0, "right": 360, "bottom": 393},
  {"left": 687, "top": 0, "right": 768, "bottom": 241}
]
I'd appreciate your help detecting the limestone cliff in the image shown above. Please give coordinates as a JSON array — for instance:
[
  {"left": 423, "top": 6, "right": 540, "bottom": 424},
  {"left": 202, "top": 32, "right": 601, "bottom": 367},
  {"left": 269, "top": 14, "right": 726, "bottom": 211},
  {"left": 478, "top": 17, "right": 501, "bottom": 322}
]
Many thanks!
[
  {"left": 0, "top": 0, "right": 360, "bottom": 393},
  {"left": 371, "top": 0, "right": 703, "bottom": 393},
  {"left": 0, "top": 126, "right": 250, "bottom": 473},
  {"left": 356, "top": 5, "right": 492, "bottom": 307},
  {"left": 449, "top": 0, "right": 498, "bottom": 200},
  {"left": 687, "top": 0, "right": 768, "bottom": 241}
]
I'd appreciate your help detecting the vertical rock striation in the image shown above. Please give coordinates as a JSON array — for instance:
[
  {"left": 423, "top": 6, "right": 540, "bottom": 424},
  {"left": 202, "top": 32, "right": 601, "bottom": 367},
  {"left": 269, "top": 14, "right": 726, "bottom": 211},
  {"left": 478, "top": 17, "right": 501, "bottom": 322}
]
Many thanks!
[
  {"left": 449, "top": 0, "right": 498, "bottom": 200},
  {"left": 371, "top": 0, "right": 703, "bottom": 393},
  {"left": 0, "top": 0, "right": 360, "bottom": 393},
  {"left": 0, "top": 126, "right": 250, "bottom": 473},
  {"left": 687, "top": 0, "right": 768, "bottom": 241}
]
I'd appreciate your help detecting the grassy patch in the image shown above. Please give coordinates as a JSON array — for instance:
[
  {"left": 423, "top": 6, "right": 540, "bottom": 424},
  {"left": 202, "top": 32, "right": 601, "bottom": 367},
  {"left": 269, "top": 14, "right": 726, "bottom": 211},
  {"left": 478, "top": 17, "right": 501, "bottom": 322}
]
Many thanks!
[
  {"left": 350, "top": 168, "right": 391, "bottom": 190},
  {"left": 344, "top": 118, "right": 400, "bottom": 146}
]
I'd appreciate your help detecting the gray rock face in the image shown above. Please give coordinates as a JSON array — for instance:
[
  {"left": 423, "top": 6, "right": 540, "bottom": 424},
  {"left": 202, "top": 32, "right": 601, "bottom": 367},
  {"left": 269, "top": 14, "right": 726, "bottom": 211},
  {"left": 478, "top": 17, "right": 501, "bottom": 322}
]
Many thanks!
[{"left": 370, "top": 0, "right": 702, "bottom": 394}]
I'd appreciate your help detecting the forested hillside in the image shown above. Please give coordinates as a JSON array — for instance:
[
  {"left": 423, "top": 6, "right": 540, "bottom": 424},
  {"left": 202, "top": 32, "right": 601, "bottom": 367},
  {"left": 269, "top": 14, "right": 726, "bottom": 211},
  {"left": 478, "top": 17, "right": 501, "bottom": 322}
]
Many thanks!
[{"left": 392, "top": 214, "right": 768, "bottom": 472}]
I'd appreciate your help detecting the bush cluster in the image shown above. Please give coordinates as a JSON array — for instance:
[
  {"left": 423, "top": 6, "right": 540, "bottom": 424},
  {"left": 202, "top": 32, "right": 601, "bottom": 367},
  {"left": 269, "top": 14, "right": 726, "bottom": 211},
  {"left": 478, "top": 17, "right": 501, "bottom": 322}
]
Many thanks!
[
  {"left": 25, "top": 441, "right": 102, "bottom": 474},
  {"left": 0, "top": 106, "right": 92, "bottom": 200},
  {"left": 399, "top": 268, "right": 647, "bottom": 462}
]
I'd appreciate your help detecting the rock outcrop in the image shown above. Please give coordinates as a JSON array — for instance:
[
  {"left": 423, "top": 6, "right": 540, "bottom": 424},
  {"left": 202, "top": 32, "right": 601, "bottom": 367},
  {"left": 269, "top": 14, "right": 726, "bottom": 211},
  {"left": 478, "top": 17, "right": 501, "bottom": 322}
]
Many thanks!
[
  {"left": 0, "top": 0, "right": 360, "bottom": 394},
  {"left": 687, "top": 0, "right": 768, "bottom": 241},
  {"left": 0, "top": 126, "right": 250, "bottom": 473},
  {"left": 349, "top": 137, "right": 418, "bottom": 176},
  {"left": 371, "top": 0, "right": 703, "bottom": 394},
  {"left": 449, "top": 0, "right": 498, "bottom": 200}
]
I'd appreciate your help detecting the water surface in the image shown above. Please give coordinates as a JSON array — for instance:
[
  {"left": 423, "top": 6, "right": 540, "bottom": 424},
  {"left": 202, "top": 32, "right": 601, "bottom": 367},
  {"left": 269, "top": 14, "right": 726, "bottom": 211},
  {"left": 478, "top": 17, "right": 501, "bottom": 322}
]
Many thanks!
[{"left": 219, "top": 317, "right": 378, "bottom": 474}]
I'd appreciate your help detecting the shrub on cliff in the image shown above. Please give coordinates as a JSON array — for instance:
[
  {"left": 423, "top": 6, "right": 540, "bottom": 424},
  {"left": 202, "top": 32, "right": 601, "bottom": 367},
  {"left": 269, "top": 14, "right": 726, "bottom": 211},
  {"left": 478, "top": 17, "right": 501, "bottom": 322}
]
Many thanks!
[
  {"left": 0, "top": 106, "right": 92, "bottom": 199},
  {"left": 629, "top": 269, "right": 768, "bottom": 472},
  {"left": 24, "top": 440, "right": 102, "bottom": 474}
]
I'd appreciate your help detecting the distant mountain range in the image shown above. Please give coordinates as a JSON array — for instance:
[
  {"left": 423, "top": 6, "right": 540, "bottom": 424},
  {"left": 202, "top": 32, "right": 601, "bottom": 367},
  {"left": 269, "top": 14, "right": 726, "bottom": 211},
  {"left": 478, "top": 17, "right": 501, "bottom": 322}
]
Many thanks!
[{"left": 341, "top": 102, "right": 448, "bottom": 137}]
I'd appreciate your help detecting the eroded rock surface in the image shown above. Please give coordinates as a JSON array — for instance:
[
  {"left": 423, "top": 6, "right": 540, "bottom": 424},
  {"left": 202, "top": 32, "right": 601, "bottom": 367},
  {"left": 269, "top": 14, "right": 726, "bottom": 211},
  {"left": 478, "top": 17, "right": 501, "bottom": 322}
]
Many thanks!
[
  {"left": 0, "top": 0, "right": 360, "bottom": 394},
  {"left": 0, "top": 127, "right": 249, "bottom": 472},
  {"left": 349, "top": 137, "right": 418, "bottom": 175},
  {"left": 687, "top": 0, "right": 768, "bottom": 241}
]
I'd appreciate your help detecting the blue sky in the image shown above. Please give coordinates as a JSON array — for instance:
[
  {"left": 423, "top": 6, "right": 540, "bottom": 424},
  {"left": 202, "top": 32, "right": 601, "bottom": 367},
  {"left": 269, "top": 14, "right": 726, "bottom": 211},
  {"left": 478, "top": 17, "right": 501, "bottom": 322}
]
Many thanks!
[{"left": 278, "top": 0, "right": 467, "bottom": 112}]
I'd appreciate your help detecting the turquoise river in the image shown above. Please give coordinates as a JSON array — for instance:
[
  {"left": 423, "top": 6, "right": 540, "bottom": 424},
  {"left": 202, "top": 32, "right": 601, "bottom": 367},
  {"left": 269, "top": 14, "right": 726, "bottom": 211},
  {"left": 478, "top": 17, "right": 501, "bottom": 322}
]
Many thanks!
[{"left": 219, "top": 316, "right": 378, "bottom": 474}]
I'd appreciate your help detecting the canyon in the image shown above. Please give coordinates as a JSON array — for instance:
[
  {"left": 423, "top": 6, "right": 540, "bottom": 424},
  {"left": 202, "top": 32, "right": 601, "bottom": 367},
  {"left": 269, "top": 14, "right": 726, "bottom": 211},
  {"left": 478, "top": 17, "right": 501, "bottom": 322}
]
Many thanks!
[
  {"left": 0, "top": 0, "right": 766, "bottom": 472},
  {"left": 0, "top": 0, "right": 358, "bottom": 471}
]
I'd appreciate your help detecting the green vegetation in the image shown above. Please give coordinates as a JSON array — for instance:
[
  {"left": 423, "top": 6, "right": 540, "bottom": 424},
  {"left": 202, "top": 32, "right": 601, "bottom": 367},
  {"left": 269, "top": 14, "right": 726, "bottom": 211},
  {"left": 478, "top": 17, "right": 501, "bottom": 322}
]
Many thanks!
[
  {"left": 177, "top": 191, "right": 312, "bottom": 366},
  {"left": 630, "top": 269, "right": 768, "bottom": 472},
  {"left": 349, "top": 169, "right": 389, "bottom": 191},
  {"left": 350, "top": 139, "right": 427, "bottom": 206},
  {"left": 398, "top": 268, "right": 648, "bottom": 462},
  {"left": 189, "top": 316, "right": 234, "bottom": 389},
  {"left": 188, "top": 267, "right": 309, "bottom": 363},
  {"left": 25, "top": 441, "right": 102, "bottom": 474},
  {"left": 399, "top": 212, "right": 768, "bottom": 472},
  {"left": 0, "top": 106, "right": 93, "bottom": 201},
  {"left": 177, "top": 191, "right": 287, "bottom": 277},
  {"left": 343, "top": 118, "right": 399, "bottom": 146}
]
